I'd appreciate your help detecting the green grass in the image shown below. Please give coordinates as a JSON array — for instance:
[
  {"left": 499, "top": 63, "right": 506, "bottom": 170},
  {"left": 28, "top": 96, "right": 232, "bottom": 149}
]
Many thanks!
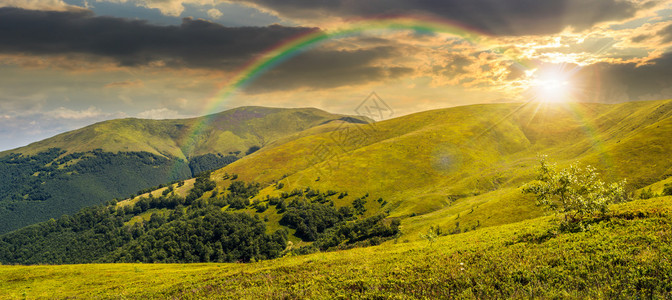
[
  {"left": 3, "top": 100, "right": 672, "bottom": 298},
  {"left": 209, "top": 100, "right": 672, "bottom": 239},
  {"left": 2, "top": 197, "right": 672, "bottom": 299}
]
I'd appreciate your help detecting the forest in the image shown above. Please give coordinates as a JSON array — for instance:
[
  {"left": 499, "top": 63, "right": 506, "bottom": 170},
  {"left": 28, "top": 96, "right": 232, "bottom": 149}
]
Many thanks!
[
  {"left": 0, "top": 172, "right": 399, "bottom": 264},
  {"left": 0, "top": 149, "right": 238, "bottom": 233}
]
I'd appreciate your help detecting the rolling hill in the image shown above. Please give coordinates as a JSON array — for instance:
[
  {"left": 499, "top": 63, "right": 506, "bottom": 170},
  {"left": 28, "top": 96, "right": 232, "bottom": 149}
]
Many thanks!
[
  {"left": 2, "top": 99, "right": 672, "bottom": 298},
  {"left": 0, "top": 107, "right": 370, "bottom": 233},
  {"left": 211, "top": 99, "right": 672, "bottom": 237},
  {"left": 3, "top": 99, "right": 672, "bottom": 256}
]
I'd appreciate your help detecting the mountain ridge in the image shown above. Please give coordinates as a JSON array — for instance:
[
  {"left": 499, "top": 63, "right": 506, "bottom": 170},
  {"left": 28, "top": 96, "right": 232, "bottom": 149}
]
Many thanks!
[
  {"left": 0, "top": 106, "right": 371, "bottom": 233},
  {"left": 1, "top": 106, "right": 372, "bottom": 159}
]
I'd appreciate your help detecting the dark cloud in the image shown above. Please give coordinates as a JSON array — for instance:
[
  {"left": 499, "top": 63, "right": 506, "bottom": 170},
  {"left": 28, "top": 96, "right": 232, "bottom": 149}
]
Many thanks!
[
  {"left": 0, "top": 7, "right": 317, "bottom": 69},
  {"left": 245, "top": 46, "right": 414, "bottom": 93},
  {"left": 506, "top": 65, "right": 526, "bottom": 80},
  {"left": 630, "top": 34, "right": 652, "bottom": 43},
  {"left": 441, "top": 55, "right": 473, "bottom": 78},
  {"left": 235, "top": 0, "right": 643, "bottom": 36},
  {"left": 658, "top": 23, "right": 672, "bottom": 43},
  {"left": 559, "top": 52, "right": 672, "bottom": 102}
]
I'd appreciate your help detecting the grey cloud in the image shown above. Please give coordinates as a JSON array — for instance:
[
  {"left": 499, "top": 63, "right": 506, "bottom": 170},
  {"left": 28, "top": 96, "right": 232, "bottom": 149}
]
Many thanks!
[
  {"left": 631, "top": 34, "right": 652, "bottom": 43},
  {"left": 234, "top": 0, "right": 643, "bottom": 36},
  {"left": 245, "top": 46, "right": 414, "bottom": 93},
  {"left": 540, "top": 52, "right": 672, "bottom": 102},
  {"left": 0, "top": 7, "right": 317, "bottom": 69},
  {"left": 658, "top": 23, "right": 672, "bottom": 43},
  {"left": 584, "top": 52, "right": 672, "bottom": 102}
]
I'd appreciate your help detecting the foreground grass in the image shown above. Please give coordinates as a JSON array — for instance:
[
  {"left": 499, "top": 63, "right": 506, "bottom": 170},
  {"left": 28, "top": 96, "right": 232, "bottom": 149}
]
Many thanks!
[{"left": 2, "top": 197, "right": 672, "bottom": 299}]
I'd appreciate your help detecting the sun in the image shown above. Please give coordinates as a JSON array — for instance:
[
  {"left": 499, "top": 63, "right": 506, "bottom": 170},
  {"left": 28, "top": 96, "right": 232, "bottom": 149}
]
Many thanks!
[{"left": 530, "top": 67, "right": 575, "bottom": 103}]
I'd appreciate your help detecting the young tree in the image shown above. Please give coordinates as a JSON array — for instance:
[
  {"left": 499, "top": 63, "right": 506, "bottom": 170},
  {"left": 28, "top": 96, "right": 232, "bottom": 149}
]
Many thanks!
[{"left": 523, "top": 156, "right": 629, "bottom": 222}]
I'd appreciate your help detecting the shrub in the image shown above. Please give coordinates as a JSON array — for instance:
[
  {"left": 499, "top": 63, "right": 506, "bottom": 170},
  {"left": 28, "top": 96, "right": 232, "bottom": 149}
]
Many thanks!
[
  {"left": 523, "top": 156, "right": 629, "bottom": 222},
  {"left": 663, "top": 184, "right": 672, "bottom": 196},
  {"left": 639, "top": 188, "right": 657, "bottom": 199},
  {"left": 245, "top": 146, "right": 260, "bottom": 155}
]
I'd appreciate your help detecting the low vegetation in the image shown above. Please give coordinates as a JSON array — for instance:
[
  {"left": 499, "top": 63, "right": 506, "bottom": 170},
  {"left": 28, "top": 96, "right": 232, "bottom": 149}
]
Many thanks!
[{"left": 2, "top": 197, "right": 671, "bottom": 298}]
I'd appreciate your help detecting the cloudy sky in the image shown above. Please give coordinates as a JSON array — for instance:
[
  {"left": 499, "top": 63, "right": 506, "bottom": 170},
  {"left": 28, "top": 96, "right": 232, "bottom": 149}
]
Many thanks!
[{"left": 1, "top": 0, "right": 672, "bottom": 150}]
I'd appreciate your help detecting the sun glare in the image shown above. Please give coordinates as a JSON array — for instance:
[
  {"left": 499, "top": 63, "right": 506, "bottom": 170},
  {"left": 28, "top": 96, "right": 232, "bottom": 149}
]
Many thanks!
[{"left": 530, "top": 68, "right": 574, "bottom": 103}]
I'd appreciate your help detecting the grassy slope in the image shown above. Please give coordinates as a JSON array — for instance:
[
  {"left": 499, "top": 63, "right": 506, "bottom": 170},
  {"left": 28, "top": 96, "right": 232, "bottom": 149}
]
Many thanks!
[
  {"left": 107, "top": 100, "right": 672, "bottom": 242},
  {"left": 0, "top": 106, "right": 370, "bottom": 234},
  {"left": 2, "top": 100, "right": 672, "bottom": 297},
  {"left": 201, "top": 100, "right": 672, "bottom": 238},
  {"left": 0, "top": 106, "right": 370, "bottom": 159},
  {"left": 2, "top": 196, "right": 671, "bottom": 299}
]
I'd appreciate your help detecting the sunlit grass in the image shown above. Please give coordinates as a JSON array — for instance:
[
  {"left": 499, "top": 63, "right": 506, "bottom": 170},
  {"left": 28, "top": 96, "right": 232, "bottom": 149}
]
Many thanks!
[{"left": 2, "top": 197, "right": 672, "bottom": 299}]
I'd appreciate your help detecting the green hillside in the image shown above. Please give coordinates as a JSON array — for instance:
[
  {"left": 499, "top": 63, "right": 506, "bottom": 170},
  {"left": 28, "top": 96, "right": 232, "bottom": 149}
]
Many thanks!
[
  {"left": 2, "top": 100, "right": 672, "bottom": 298},
  {"left": 1, "top": 196, "right": 671, "bottom": 299},
  {"left": 0, "top": 172, "right": 399, "bottom": 265},
  {"left": 0, "top": 107, "right": 369, "bottom": 233},
  {"left": 1, "top": 106, "right": 370, "bottom": 159},
  {"left": 3, "top": 99, "right": 672, "bottom": 256},
  {"left": 214, "top": 100, "right": 672, "bottom": 235}
]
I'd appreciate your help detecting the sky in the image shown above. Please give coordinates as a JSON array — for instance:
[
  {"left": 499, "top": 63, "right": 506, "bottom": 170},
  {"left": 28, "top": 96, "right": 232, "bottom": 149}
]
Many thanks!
[{"left": 1, "top": 0, "right": 672, "bottom": 151}]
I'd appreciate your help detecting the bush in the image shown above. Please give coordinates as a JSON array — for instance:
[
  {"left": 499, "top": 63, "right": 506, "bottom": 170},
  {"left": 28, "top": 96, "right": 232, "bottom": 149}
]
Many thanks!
[
  {"left": 523, "top": 156, "right": 629, "bottom": 222},
  {"left": 245, "top": 146, "right": 261, "bottom": 155},
  {"left": 663, "top": 184, "right": 672, "bottom": 196},
  {"left": 640, "top": 188, "right": 657, "bottom": 199}
]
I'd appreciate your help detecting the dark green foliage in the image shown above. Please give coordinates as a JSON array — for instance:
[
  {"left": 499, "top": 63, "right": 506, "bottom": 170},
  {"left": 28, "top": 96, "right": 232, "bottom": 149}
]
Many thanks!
[
  {"left": 313, "top": 214, "right": 400, "bottom": 251},
  {"left": 278, "top": 193, "right": 392, "bottom": 247},
  {"left": 227, "top": 181, "right": 260, "bottom": 199},
  {"left": 162, "top": 186, "right": 174, "bottom": 196},
  {"left": 0, "top": 155, "right": 386, "bottom": 265},
  {"left": 275, "top": 199, "right": 287, "bottom": 212},
  {"left": 245, "top": 145, "right": 261, "bottom": 155},
  {"left": 185, "top": 172, "right": 217, "bottom": 204},
  {"left": 352, "top": 198, "right": 367, "bottom": 215},
  {"left": 280, "top": 202, "right": 342, "bottom": 241},
  {"left": 133, "top": 194, "right": 185, "bottom": 213},
  {"left": 338, "top": 206, "right": 355, "bottom": 220},
  {"left": 225, "top": 181, "right": 261, "bottom": 209},
  {"left": 663, "top": 183, "right": 672, "bottom": 196},
  {"left": 0, "top": 195, "right": 287, "bottom": 264},
  {"left": 639, "top": 187, "right": 657, "bottom": 199},
  {"left": 188, "top": 154, "right": 238, "bottom": 176},
  {"left": 0, "top": 205, "right": 133, "bottom": 264},
  {"left": 275, "top": 187, "right": 383, "bottom": 243},
  {"left": 255, "top": 202, "right": 268, "bottom": 213},
  {"left": 0, "top": 149, "right": 192, "bottom": 234},
  {"left": 106, "top": 210, "right": 287, "bottom": 263}
]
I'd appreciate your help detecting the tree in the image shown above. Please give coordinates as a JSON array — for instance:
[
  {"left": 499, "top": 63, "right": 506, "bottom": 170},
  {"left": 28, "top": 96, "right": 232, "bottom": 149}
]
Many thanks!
[
  {"left": 663, "top": 183, "right": 672, "bottom": 196},
  {"left": 522, "top": 156, "right": 629, "bottom": 222}
]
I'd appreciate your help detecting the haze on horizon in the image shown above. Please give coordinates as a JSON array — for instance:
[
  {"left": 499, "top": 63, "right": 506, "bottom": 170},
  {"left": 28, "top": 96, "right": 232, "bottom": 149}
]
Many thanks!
[{"left": 2, "top": 0, "right": 672, "bottom": 151}]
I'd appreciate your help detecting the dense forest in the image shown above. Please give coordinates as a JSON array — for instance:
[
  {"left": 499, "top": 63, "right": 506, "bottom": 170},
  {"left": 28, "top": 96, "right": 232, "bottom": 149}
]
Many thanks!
[
  {"left": 0, "top": 149, "right": 238, "bottom": 233},
  {"left": 0, "top": 172, "right": 400, "bottom": 264},
  {"left": 188, "top": 153, "right": 239, "bottom": 175}
]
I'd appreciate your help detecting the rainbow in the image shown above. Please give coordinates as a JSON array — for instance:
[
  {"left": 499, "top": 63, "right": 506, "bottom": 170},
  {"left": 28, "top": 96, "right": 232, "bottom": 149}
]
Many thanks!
[
  {"left": 171, "top": 15, "right": 617, "bottom": 181},
  {"left": 178, "top": 15, "right": 532, "bottom": 158}
]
